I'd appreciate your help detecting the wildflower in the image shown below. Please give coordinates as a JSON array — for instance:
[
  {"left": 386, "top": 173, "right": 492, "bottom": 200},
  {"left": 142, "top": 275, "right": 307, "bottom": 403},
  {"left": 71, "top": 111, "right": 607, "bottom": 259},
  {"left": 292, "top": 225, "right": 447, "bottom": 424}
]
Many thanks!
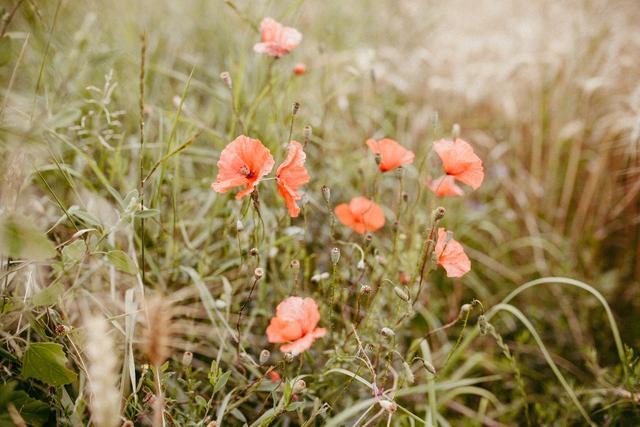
[
  {"left": 276, "top": 141, "right": 310, "bottom": 217},
  {"left": 266, "top": 296, "right": 326, "bottom": 355},
  {"left": 366, "top": 138, "right": 415, "bottom": 172},
  {"left": 434, "top": 228, "right": 471, "bottom": 278},
  {"left": 293, "top": 63, "right": 306, "bottom": 75},
  {"left": 211, "top": 135, "right": 275, "bottom": 199},
  {"left": 253, "top": 17, "right": 302, "bottom": 57},
  {"left": 334, "top": 197, "right": 385, "bottom": 234},
  {"left": 429, "top": 138, "right": 484, "bottom": 195},
  {"left": 427, "top": 175, "right": 464, "bottom": 197}
]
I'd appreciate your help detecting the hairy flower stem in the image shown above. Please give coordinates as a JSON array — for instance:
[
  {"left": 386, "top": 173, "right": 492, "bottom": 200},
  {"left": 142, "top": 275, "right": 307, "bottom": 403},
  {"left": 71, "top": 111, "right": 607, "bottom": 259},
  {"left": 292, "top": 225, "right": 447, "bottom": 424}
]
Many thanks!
[
  {"left": 152, "top": 364, "right": 165, "bottom": 427},
  {"left": 236, "top": 275, "right": 260, "bottom": 347},
  {"left": 330, "top": 263, "right": 339, "bottom": 330},
  {"left": 411, "top": 208, "right": 445, "bottom": 306},
  {"left": 138, "top": 32, "right": 147, "bottom": 286}
]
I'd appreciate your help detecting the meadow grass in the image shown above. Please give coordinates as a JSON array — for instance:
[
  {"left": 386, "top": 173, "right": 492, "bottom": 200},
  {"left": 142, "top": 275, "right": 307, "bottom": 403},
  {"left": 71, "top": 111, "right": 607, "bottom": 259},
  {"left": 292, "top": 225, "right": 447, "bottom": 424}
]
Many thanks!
[{"left": 1, "top": 0, "right": 639, "bottom": 425}]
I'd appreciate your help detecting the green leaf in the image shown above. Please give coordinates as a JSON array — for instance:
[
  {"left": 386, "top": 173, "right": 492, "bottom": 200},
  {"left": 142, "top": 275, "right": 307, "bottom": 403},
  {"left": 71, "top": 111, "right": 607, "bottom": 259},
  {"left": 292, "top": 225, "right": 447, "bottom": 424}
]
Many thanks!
[
  {"left": 62, "top": 240, "right": 86, "bottom": 264},
  {"left": 134, "top": 208, "right": 160, "bottom": 219},
  {"left": 21, "top": 342, "right": 77, "bottom": 386},
  {"left": 106, "top": 250, "right": 138, "bottom": 275},
  {"left": 0, "top": 382, "right": 50, "bottom": 427},
  {"left": 0, "top": 214, "right": 57, "bottom": 261},
  {"left": 32, "top": 282, "right": 65, "bottom": 307},
  {"left": 213, "top": 370, "right": 231, "bottom": 395}
]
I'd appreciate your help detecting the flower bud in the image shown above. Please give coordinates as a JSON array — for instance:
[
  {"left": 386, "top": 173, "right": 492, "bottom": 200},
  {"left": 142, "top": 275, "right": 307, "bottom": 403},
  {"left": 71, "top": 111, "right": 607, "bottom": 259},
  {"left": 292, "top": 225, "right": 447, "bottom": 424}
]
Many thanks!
[
  {"left": 365, "top": 233, "right": 373, "bottom": 242},
  {"left": 422, "top": 359, "right": 436, "bottom": 375},
  {"left": 219, "top": 71, "right": 232, "bottom": 89},
  {"left": 356, "top": 259, "right": 366, "bottom": 271},
  {"left": 380, "top": 327, "right": 395, "bottom": 337},
  {"left": 460, "top": 303, "right": 472, "bottom": 314},
  {"left": 249, "top": 247, "right": 259, "bottom": 256},
  {"left": 432, "top": 207, "right": 446, "bottom": 221},
  {"left": 292, "top": 379, "right": 306, "bottom": 394},
  {"left": 284, "top": 352, "right": 295, "bottom": 363},
  {"left": 254, "top": 267, "right": 264, "bottom": 279},
  {"left": 330, "top": 247, "right": 340, "bottom": 265},
  {"left": 303, "top": 125, "right": 312, "bottom": 144},
  {"left": 259, "top": 349, "right": 270, "bottom": 365},
  {"left": 290, "top": 259, "right": 300, "bottom": 270},
  {"left": 374, "top": 153, "right": 382, "bottom": 165},
  {"left": 360, "top": 284, "right": 372, "bottom": 294},
  {"left": 393, "top": 286, "right": 409, "bottom": 302},
  {"left": 478, "top": 315, "right": 489, "bottom": 335},
  {"left": 321, "top": 185, "right": 331, "bottom": 204},
  {"left": 122, "top": 421, "right": 134, "bottom": 427},
  {"left": 452, "top": 123, "right": 461, "bottom": 139},
  {"left": 182, "top": 351, "right": 193, "bottom": 366},
  {"left": 206, "top": 422, "right": 219, "bottom": 427},
  {"left": 292, "top": 101, "right": 300, "bottom": 115},
  {"left": 236, "top": 219, "right": 244, "bottom": 231},
  {"left": 293, "top": 63, "right": 306, "bottom": 75},
  {"left": 378, "top": 399, "right": 397, "bottom": 413}
]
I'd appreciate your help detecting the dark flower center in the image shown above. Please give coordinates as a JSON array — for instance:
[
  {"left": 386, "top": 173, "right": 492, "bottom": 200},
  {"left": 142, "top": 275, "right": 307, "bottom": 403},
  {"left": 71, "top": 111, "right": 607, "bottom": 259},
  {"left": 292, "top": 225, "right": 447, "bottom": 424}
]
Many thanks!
[{"left": 240, "top": 165, "right": 255, "bottom": 178}]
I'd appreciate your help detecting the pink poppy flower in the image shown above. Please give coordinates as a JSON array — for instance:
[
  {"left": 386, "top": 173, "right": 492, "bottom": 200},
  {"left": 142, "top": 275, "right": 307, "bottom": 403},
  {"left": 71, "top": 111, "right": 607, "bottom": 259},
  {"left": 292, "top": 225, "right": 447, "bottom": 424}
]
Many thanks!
[
  {"left": 429, "top": 138, "right": 484, "bottom": 196},
  {"left": 211, "top": 135, "right": 274, "bottom": 199},
  {"left": 253, "top": 17, "right": 302, "bottom": 57},
  {"left": 427, "top": 175, "right": 464, "bottom": 197},
  {"left": 434, "top": 228, "right": 471, "bottom": 278},
  {"left": 335, "top": 197, "right": 385, "bottom": 234},
  {"left": 276, "top": 141, "right": 310, "bottom": 217},
  {"left": 366, "top": 138, "right": 415, "bottom": 172},
  {"left": 266, "top": 297, "right": 326, "bottom": 355}
]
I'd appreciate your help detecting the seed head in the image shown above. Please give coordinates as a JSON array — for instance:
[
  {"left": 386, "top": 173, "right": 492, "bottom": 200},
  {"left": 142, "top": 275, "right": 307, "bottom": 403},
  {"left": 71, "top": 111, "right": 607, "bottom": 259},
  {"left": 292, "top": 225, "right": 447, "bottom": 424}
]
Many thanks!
[
  {"left": 380, "top": 327, "right": 395, "bottom": 337},
  {"left": 254, "top": 267, "right": 264, "bottom": 279},
  {"left": 182, "top": 351, "right": 193, "bottom": 366},
  {"left": 259, "top": 349, "right": 270, "bottom": 365},
  {"left": 290, "top": 259, "right": 300, "bottom": 270},
  {"left": 292, "top": 101, "right": 300, "bottom": 115},
  {"left": 360, "top": 284, "right": 372, "bottom": 294},
  {"left": 330, "top": 247, "right": 340, "bottom": 265},
  {"left": 249, "top": 247, "right": 259, "bottom": 257},
  {"left": 393, "top": 286, "right": 409, "bottom": 302},
  {"left": 143, "top": 296, "right": 173, "bottom": 367},
  {"left": 321, "top": 185, "right": 331, "bottom": 204},
  {"left": 432, "top": 207, "right": 446, "bottom": 221},
  {"left": 478, "top": 315, "right": 489, "bottom": 335},
  {"left": 303, "top": 125, "right": 312, "bottom": 144}
]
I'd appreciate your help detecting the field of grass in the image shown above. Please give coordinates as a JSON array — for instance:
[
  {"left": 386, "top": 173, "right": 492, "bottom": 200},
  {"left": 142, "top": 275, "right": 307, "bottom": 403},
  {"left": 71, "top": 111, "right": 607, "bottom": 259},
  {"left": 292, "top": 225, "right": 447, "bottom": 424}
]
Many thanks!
[{"left": 1, "top": 0, "right": 639, "bottom": 425}]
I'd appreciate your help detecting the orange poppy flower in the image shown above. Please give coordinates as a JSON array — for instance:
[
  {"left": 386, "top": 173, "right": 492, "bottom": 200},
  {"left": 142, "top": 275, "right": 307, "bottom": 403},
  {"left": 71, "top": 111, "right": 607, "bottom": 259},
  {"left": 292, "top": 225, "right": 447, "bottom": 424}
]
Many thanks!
[
  {"left": 366, "top": 138, "right": 415, "bottom": 172},
  {"left": 266, "top": 296, "right": 326, "bottom": 355},
  {"left": 293, "top": 63, "right": 306, "bottom": 75},
  {"left": 268, "top": 371, "right": 281, "bottom": 383},
  {"left": 431, "top": 138, "right": 484, "bottom": 192},
  {"left": 427, "top": 175, "right": 464, "bottom": 197},
  {"left": 334, "top": 197, "right": 385, "bottom": 234},
  {"left": 253, "top": 17, "right": 302, "bottom": 57},
  {"left": 434, "top": 228, "right": 471, "bottom": 278},
  {"left": 276, "top": 141, "right": 310, "bottom": 218},
  {"left": 211, "top": 135, "right": 275, "bottom": 199}
]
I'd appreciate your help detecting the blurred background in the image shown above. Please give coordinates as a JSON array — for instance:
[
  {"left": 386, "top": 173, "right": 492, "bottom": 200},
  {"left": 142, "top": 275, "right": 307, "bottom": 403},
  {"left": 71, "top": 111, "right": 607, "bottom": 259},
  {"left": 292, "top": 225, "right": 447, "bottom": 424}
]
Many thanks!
[{"left": 1, "top": 0, "right": 639, "bottom": 424}]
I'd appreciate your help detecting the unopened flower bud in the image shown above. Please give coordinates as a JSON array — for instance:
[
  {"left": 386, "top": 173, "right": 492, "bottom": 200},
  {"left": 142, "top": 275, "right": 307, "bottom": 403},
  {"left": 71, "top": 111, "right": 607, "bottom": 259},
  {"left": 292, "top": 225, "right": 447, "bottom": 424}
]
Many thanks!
[
  {"left": 378, "top": 399, "right": 397, "bottom": 413},
  {"left": 303, "top": 125, "right": 312, "bottom": 144},
  {"left": 374, "top": 153, "right": 382, "bottom": 165},
  {"left": 478, "top": 315, "right": 489, "bottom": 335},
  {"left": 403, "top": 360, "right": 415, "bottom": 384},
  {"left": 321, "top": 185, "right": 331, "bottom": 204},
  {"left": 259, "top": 349, "right": 270, "bottom": 365},
  {"left": 292, "top": 379, "right": 306, "bottom": 394},
  {"left": 360, "top": 284, "right": 372, "bottom": 294},
  {"left": 330, "top": 247, "right": 340, "bottom": 265},
  {"left": 236, "top": 219, "right": 244, "bottom": 231},
  {"left": 394, "top": 286, "right": 409, "bottom": 302},
  {"left": 254, "top": 267, "right": 264, "bottom": 279},
  {"left": 460, "top": 303, "right": 472, "bottom": 314},
  {"left": 249, "top": 247, "right": 259, "bottom": 256},
  {"left": 182, "top": 351, "right": 193, "bottom": 366},
  {"left": 219, "top": 71, "right": 232, "bottom": 89},
  {"left": 122, "top": 421, "right": 134, "bottom": 427},
  {"left": 55, "top": 324, "right": 71, "bottom": 335},
  {"left": 365, "top": 233, "right": 373, "bottom": 242},
  {"left": 290, "top": 259, "right": 300, "bottom": 270},
  {"left": 292, "top": 101, "right": 300, "bottom": 115},
  {"left": 380, "top": 327, "right": 395, "bottom": 337},
  {"left": 284, "top": 352, "right": 295, "bottom": 363},
  {"left": 432, "top": 207, "right": 446, "bottom": 221},
  {"left": 357, "top": 259, "right": 366, "bottom": 271}
]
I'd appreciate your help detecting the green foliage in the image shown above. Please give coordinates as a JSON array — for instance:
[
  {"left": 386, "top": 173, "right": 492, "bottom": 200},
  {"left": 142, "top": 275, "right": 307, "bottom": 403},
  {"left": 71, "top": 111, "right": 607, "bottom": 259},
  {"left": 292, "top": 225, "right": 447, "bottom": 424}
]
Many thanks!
[
  {"left": 0, "top": 382, "right": 50, "bottom": 427},
  {"left": 0, "top": 214, "right": 56, "bottom": 261},
  {"left": 21, "top": 343, "right": 77, "bottom": 386}
]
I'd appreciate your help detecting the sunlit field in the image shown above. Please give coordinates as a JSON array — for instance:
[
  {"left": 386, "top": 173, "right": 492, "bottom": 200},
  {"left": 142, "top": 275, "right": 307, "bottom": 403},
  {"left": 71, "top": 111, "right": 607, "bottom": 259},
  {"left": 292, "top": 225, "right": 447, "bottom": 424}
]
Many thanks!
[{"left": 1, "top": 0, "right": 640, "bottom": 425}]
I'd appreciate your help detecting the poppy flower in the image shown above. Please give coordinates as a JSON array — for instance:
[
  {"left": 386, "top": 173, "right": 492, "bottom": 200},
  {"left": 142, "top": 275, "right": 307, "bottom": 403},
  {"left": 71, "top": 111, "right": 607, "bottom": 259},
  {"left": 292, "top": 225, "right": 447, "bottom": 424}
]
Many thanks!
[
  {"left": 366, "top": 138, "right": 415, "bottom": 172},
  {"left": 211, "top": 135, "right": 275, "bottom": 199},
  {"left": 293, "top": 63, "right": 306, "bottom": 75},
  {"left": 266, "top": 296, "right": 326, "bottom": 355},
  {"left": 276, "top": 141, "right": 310, "bottom": 217},
  {"left": 434, "top": 228, "right": 471, "bottom": 278},
  {"left": 268, "top": 371, "right": 281, "bottom": 383},
  {"left": 335, "top": 197, "right": 385, "bottom": 234},
  {"left": 427, "top": 175, "right": 464, "bottom": 197},
  {"left": 253, "top": 17, "right": 302, "bottom": 57},
  {"left": 430, "top": 138, "right": 484, "bottom": 195}
]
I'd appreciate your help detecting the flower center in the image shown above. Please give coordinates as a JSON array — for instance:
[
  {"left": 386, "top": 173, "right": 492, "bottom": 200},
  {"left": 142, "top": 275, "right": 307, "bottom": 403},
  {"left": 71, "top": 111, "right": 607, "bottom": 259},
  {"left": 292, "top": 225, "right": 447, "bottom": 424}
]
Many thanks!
[{"left": 240, "top": 165, "right": 255, "bottom": 178}]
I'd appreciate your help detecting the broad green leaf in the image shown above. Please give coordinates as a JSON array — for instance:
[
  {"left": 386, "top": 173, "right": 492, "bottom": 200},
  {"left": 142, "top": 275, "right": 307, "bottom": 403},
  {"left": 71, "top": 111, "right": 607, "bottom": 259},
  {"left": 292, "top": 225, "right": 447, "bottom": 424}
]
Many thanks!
[
  {"left": 68, "top": 206, "right": 102, "bottom": 228},
  {"left": 62, "top": 240, "right": 86, "bottom": 264},
  {"left": 213, "top": 371, "right": 231, "bottom": 395},
  {"left": 0, "top": 214, "right": 56, "bottom": 261},
  {"left": 106, "top": 250, "right": 137, "bottom": 275},
  {"left": 0, "top": 382, "right": 50, "bottom": 427},
  {"left": 134, "top": 208, "right": 160, "bottom": 219},
  {"left": 21, "top": 342, "right": 77, "bottom": 386},
  {"left": 32, "top": 282, "right": 65, "bottom": 307}
]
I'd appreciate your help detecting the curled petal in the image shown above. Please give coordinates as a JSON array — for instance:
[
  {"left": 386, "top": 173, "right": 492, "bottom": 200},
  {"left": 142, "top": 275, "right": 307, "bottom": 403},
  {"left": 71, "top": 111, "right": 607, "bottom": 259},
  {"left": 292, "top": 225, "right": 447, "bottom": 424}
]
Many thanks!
[
  {"left": 366, "top": 138, "right": 414, "bottom": 172},
  {"left": 427, "top": 175, "right": 464, "bottom": 197},
  {"left": 434, "top": 228, "right": 471, "bottom": 278},
  {"left": 433, "top": 138, "right": 484, "bottom": 190}
]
